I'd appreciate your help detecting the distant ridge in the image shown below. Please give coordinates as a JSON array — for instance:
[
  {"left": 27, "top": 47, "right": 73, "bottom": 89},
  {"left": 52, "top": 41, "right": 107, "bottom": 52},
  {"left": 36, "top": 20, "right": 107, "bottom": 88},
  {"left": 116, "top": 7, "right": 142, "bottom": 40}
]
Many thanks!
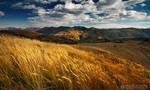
[
  {"left": 36, "top": 26, "right": 150, "bottom": 42},
  {"left": 0, "top": 30, "right": 77, "bottom": 44},
  {"left": 1, "top": 26, "right": 150, "bottom": 43}
]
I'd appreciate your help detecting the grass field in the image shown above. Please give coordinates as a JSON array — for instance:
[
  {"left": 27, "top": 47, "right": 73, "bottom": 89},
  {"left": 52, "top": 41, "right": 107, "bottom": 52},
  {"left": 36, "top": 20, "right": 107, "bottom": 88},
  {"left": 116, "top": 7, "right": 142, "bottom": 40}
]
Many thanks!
[
  {"left": 0, "top": 35, "right": 150, "bottom": 90},
  {"left": 76, "top": 41, "right": 150, "bottom": 69}
]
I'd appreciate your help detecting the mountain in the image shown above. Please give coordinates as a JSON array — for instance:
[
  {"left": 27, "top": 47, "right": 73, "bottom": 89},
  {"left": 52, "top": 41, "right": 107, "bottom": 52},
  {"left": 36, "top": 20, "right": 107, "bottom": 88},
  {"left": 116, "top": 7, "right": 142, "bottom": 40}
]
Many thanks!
[
  {"left": 0, "top": 27, "right": 22, "bottom": 30},
  {"left": 22, "top": 27, "right": 41, "bottom": 32},
  {"left": 0, "top": 30, "right": 77, "bottom": 44},
  {"left": 37, "top": 26, "right": 150, "bottom": 42},
  {"left": 1, "top": 26, "right": 150, "bottom": 43}
]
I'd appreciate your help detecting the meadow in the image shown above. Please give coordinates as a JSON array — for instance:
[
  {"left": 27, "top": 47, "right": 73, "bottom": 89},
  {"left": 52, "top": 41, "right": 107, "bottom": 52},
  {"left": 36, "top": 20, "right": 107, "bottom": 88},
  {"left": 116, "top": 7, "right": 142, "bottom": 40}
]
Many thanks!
[
  {"left": 0, "top": 35, "right": 150, "bottom": 90},
  {"left": 76, "top": 41, "right": 150, "bottom": 69}
]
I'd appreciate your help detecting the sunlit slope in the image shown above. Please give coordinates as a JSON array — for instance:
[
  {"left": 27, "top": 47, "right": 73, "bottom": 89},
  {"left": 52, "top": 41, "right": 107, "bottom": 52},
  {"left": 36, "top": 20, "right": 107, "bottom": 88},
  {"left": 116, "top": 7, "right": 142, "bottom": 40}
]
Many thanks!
[
  {"left": 0, "top": 35, "right": 150, "bottom": 90},
  {"left": 76, "top": 42, "right": 150, "bottom": 69}
]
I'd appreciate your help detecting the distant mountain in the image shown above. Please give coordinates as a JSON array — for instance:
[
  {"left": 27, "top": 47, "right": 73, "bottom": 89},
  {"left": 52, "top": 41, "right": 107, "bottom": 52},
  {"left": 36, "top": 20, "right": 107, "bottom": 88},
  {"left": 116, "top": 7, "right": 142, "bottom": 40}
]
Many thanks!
[
  {"left": 0, "top": 27, "right": 22, "bottom": 30},
  {"left": 37, "top": 26, "right": 150, "bottom": 42},
  {"left": 1, "top": 26, "right": 150, "bottom": 43},
  {"left": 22, "top": 27, "right": 41, "bottom": 32}
]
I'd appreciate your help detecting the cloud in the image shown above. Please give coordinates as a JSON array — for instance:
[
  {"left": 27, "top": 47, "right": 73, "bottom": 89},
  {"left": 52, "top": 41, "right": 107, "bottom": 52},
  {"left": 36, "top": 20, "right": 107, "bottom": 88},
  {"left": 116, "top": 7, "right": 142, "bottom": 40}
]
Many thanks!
[
  {"left": 12, "top": 2, "right": 37, "bottom": 10},
  {"left": 23, "top": 4, "right": 37, "bottom": 9},
  {"left": 12, "top": 2, "right": 23, "bottom": 8},
  {"left": 91, "top": 21, "right": 150, "bottom": 29},
  {"left": 65, "top": 2, "right": 83, "bottom": 10},
  {"left": 97, "top": 0, "right": 124, "bottom": 8},
  {"left": 29, "top": 10, "right": 93, "bottom": 27},
  {"left": 27, "top": 0, "right": 98, "bottom": 26},
  {"left": 124, "top": 0, "right": 145, "bottom": 8},
  {"left": 140, "top": 3, "right": 146, "bottom": 7},
  {"left": 34, "top": 0, "right": 58, "bottom": 4},
  {"left": 91, "top": 23, "right": 133, "bottom": 28},
  {"left": 0, "top": 11, "right": 5, "bottom": 16},
  {"left": 119, "top": 10, "right": 150, "bottom": 20},
  {"left": 12, "top": 0, "right": 150, "bottom": 27}
]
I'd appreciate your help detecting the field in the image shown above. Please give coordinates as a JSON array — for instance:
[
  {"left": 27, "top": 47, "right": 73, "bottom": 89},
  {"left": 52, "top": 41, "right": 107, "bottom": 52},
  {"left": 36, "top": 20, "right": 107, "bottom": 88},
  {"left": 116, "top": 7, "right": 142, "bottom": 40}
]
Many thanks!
[
  {"left": 0, "top": 35, "right": 150, "bottom": 90},
  {"left": 76, "top": 41, "right": 150, "bottom": 69}
]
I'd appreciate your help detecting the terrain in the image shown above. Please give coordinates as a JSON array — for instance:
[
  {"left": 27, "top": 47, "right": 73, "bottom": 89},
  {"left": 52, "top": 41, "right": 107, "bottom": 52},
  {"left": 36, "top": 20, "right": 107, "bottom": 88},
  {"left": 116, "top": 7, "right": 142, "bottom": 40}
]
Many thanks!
[
  {"left": 1, "top": 26, "right": 150, "bottom": 43},
  {"left": 36, "top": 26, "right": 150, "bottom": 42},
  {"left": 75, "top": 41, "right": 150, "bottom": 69},
  {"left": 0, "top": 30, "right": 77, "bottom": 44},
  {"left": 0, "top": 35, "right": 150, "bottom": 90},
  {"left": 0, "top": 27, "right": 150, "bottom": 90}
]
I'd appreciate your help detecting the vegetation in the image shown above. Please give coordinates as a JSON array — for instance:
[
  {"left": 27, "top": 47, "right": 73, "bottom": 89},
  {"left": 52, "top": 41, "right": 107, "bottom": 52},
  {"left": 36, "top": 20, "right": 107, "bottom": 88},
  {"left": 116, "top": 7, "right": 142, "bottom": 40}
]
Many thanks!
[
  {"left": 1, "top": 29, "right": 150, "bottom": 44},
  {"left": 0, "top": 30, "right": 77, "bottom": 44},
  {"left": 37, "top": 26, "right": 150, "bottom": 42},
  {"left": 78, "top": 41, "right": 150, "bottom": 69},
  {"left": 0, "top": 35, "right": 150, "bottom": 90}
]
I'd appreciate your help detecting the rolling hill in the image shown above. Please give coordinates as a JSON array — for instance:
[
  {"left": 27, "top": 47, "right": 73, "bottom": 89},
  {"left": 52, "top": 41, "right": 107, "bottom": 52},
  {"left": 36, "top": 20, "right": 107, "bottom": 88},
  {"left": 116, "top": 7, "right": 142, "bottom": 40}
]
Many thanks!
[
  {"left": 75, "top": 41, "right": 150, "bottom": 69},
  {"left": 0, "top": 35, "right": 150, "bottom": 90},
  {"left": 0, "top": 30, "right": 77, "bottom": 44},
  {"left": 37, "top": 26, "right": 150, "bottom": 42},
  {"left": 1, "top": 26, "right": 150, "bottom": 43}
]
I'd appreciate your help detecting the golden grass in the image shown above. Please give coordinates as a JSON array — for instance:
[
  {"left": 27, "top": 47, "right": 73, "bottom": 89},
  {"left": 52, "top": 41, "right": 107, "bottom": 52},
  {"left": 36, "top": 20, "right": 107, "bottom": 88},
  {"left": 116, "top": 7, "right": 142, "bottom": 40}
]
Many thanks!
[{"left": 0, "top": 35, "right": 150, "bottom": 90}]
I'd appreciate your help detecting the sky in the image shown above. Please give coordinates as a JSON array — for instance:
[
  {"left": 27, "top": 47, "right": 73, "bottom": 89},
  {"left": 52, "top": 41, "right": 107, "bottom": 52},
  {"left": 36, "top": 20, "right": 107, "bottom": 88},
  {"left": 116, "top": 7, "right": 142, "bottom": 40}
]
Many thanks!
[{"left": 0, "top": 0, "right": 150, "bottom": 28}]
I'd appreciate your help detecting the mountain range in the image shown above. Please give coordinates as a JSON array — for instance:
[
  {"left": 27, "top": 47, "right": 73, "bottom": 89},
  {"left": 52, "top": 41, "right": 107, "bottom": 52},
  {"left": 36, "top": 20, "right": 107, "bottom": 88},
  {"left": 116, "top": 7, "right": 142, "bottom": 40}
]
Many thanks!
[
  {"left": 0, "top": 26, "right": 150, "bottom": 43},
  {"left": 37, "top": 26, "right": 150, "bottom": 42}
]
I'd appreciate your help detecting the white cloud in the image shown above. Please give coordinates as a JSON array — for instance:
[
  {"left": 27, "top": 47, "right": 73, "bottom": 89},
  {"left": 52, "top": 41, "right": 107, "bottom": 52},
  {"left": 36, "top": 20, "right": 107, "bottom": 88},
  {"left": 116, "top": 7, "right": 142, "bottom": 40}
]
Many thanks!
[
  {"left": 91, "top": 23, "right": 133, "bottom": 28},
  {"left": 12, "top": 2, "right": 23, "bottom": 8},
  {"left": 120, "top": 10, "right": 150, "bottom": 20},
  {"left": 91, "top": 21, "right": 150, "bottom": 29},
  {"left": 119, "top": 10, "right": 149, "bottom": 20},
  {"left": 140, "top": 3, "right": 146, "bottom": 7},
  {"left": 29, "top": 11, "right": 93, "bottom": 27},
  {"left": 0, "top": 11, "right": 5, "bottom": 16},
  {"left": 23, "top": 4, "right": 37, "bottom": 9},
  {"left": 124, "top": 0, "right": 145, "bottom": 7},
  {"left": 34, "top": 0, "right": 58, "bottom": 4},
  {"left": 12, "top": 2, "right": 37, "bottom": 10},
  {"left": 12, "top": 0, "right": 150, "bottom": 27},
  {"left": 65, "top": 2, "right": 82, "bottom": 10}
]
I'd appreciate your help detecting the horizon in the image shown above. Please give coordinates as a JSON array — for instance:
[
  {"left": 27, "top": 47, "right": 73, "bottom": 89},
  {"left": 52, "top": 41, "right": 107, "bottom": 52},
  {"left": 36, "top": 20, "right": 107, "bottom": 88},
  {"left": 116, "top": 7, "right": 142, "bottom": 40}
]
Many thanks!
[
  {"left": 0, "top": 25, "right": 150, "bottom": 29},
  {"left": 0, "top": 0, "right": 150, "bottom": 28}
]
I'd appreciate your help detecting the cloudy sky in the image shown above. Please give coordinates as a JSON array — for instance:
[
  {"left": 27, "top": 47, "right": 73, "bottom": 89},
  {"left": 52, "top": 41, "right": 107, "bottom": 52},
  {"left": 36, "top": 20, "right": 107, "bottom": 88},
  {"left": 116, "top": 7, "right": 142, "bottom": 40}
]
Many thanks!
[{"left": 0, "top": 0, "right": 150, "bottom": 28}]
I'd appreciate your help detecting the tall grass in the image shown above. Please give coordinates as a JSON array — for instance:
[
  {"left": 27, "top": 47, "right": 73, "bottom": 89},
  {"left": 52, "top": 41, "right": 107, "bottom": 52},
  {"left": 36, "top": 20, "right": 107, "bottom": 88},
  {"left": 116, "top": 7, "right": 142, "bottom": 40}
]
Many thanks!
[{"left": 0, "top": 35, "right": 150, "bottom": 90}]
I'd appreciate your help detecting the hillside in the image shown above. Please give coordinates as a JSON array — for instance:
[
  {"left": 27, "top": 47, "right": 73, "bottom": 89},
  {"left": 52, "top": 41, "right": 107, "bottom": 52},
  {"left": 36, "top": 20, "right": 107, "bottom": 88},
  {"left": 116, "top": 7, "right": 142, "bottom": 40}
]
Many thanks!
[
  {"left": 1, "top": 26, "right": 150, "bottom": 43},
  {"left": 0, "top": 30, "right": 77, "bottom": 44},
  {"left": 0, "top": 35, "right": 150, "bottom": 90},
  {"left": 75, "top": 41, "right": 150, "bottom": 69},
  {"left": 37, "top": 26, "right": 150, "bottom": 42}
]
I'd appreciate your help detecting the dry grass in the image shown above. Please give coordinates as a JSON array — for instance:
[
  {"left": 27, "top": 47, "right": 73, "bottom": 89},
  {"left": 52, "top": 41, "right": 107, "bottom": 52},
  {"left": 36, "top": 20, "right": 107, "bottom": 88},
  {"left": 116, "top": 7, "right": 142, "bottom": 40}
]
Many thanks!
[
  {"left": 77, "top": 42, "right": 150, "bottom": 69},
  {"left": 0, "top": 35, "right": 150, "bottom": 90}
]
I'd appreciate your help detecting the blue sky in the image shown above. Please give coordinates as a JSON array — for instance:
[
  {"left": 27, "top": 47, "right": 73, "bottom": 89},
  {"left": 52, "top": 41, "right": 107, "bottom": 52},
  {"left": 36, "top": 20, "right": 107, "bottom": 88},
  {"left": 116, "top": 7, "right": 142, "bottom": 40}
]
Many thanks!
[{"left": 0, "top": 0, "right": 150, "bottom": 28}]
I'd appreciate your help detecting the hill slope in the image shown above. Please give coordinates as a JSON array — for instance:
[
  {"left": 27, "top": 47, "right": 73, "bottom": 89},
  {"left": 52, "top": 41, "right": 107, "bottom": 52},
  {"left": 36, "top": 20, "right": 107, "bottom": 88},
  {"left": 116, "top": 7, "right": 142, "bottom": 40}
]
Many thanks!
[
  {"left": 0, "top": 30, "right": 77, "bottom": 44},
  {"left": 37, "top": 26, "right": 150, "bottom": 42},
  {"left": 76, "top": 41, "right": 150, "bottom": 69},
  {"left": 1, "top": 27, "right": 150, "bottom": 43},
  {"left": 0, "top": 35, "right": 150, "bottom": 90}
]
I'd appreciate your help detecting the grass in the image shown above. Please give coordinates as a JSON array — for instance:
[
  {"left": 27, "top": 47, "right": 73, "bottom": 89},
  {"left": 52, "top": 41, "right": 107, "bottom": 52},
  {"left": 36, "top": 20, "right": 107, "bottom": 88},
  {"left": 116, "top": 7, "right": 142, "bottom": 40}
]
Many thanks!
[
  {"left": 0, "top": 35, "right": 150, "bottom": 90},
  {"left": 77, "top": 41, "right": 150, "bottom": 69}
]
